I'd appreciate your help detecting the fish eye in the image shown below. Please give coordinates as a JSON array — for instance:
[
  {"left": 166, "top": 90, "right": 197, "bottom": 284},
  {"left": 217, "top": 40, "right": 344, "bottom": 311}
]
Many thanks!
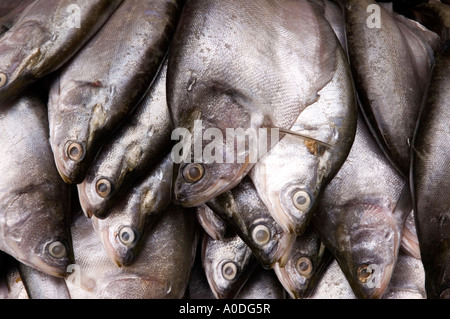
[
  {"left": 118, "top": 226, "right": 136, "bottom": 246},
  {"left": 222, "top": 261, "right": 238, "bottom": 281},
  {"left": 356, "top": 264, "right": 374, "bottom": 284},
  {"left": 0, "top": 73, "right": 7, "bottom": 87},
  {"left": 182, "top": 163, "right": 204, "bottom": 183},
  {"left": 96, "top": 178, "right": 112, "bottom": 198},
  {"left": 296, "top": 256, "right": 313, "bottom": 278},
  {"left": 251, "top": 224, "right": 271, "bottom": 246},
  {"left": 47, "top": 241, "right": 67, "bottom": 259},
  {"left": 292, "top": 189, "right": 311, "bottom": 211},
  {"left": 66, "top": 142, "right": 84, "bottom": 161}
]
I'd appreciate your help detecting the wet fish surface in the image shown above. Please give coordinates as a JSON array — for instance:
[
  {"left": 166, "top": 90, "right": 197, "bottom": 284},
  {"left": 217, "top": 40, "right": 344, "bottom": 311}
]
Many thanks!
[
  {"left": 313, "top": 115, "right": 413, "bottom": 299},
  {"left": 77, "top": 60, "right": 173, "bottom": 219},
  {"left": 66, "top": 203, "right": 198, "bottom": 299},
  {"left": 0, "top": 0, "right": 123, "bottom": 103},
  {"left": 168, "top": 0, "right": 340, "bottom": 207},
  {"left": 341, "top": 0, "right": 440, "bottom": 176},
  {"left": 410, "top": 41, "right": 450, "bottom": 299},
  {"left": 48, "top": 0, "right": 183, "bottom": 184},
  {"left": 0, "top": 91, "right": 72, "bottom": 278},
  {"left": 90, "top": 153, "right": 174, "bottom": 267}
]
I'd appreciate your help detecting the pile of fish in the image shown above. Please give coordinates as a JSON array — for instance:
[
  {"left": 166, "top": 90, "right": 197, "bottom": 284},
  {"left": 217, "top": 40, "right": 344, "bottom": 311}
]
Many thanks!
[{"left": 0, "top": 0, "right": 448, "bottom": 299}]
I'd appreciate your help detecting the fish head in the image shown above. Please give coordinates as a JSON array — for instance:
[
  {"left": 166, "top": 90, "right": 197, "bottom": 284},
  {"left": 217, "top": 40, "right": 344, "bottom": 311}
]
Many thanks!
[
  {"left": 171, "top": 94, "right": 258, "bottom": 207},
  {"left": 246, "top": 218, "right": 296, "bottom": 269},
  {"left": 334, "top": 201, "right": 400, "bottom": 299},
  {"left": 201, "top": 234, "right": 256, "bottom": 299},
  {"left": 274, "top": 238, "right": 331, "bottom": 299},
  {"left": 0, "top": 21, "right": 47, "bottom": 103},
  {"left": 49, "top": 79, "right": 117, "bottom": 184},
  {"left": 275, "top": 181, "right": 317, "bottom": 235},
  {"left": 92, "top": 213, "right": 144, "bottom": 268},
  {"left": 3, "top": 187, "right": 72, "bottom": 278}
]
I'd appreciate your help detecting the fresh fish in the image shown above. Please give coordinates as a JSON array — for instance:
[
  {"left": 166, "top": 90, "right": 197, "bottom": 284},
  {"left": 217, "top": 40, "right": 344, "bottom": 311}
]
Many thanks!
[
  {"left": 196, "top": 203, "right": 232, "bottom": 240},
  {"left": 410, "top": 42, "right": 450, "bottom": 299},
  {"left": 207, "top": 176, "right": 296, "bottom": 269},
  {"left": 313, "top": 115, "right": 413, "bottom": 299},
  {"left": 18, "top": 263, "right": 71, "bottom": 299},
  {"left": 312, "top": 0, "right": 347, "bottom": 50},
  {"left": 340, "top": 0, "right": 440, "bottom": 176},
  {"left": 202, "top": 232, "right": 258, "bottom": 299},
  {"left": 90, "top": 153, "right": 173, "bottom": 267},
  {"left": 249, "top": 40, "right": 357, "bottom": 235},
  {"left": 48, "top": 0, "right": 183, "bottom": 184},
  {"left": 66, "top": 203, "right": 198, "bottom": 299},
  {"left": 168, "top": 0, "right": 339, "bottom": 207},
  {"left": 273, "top": 228, "right": 333, "bottom": 299},
  {"left": 382, "top": 251, "right": 426, "bottom": 299},
  {"left": 77, "top": 60, "right": 173, "bottom": 219},
  {"left": 0, "top": 0, "right": 123, "bottom": 104},
  {"left": 0, "top": 91, "right": 72, "bottom": 278},
  {"left": 237, "top": 266, "right": 286, "bottom": 299}
]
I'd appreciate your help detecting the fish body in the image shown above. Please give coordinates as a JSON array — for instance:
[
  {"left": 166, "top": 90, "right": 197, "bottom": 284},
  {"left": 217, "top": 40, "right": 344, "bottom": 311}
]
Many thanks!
[
  {"left": 18, "top": 263, "right": 71, "bottom": 299},
  {"left": 341, "top": 0, "right": 440, "bottom": 176},
  {"left": 67, "top": 203, "right": 198, "bottom": 299},
  {"left": 77, "top": 60, "right": 173, "bottom": 219},
  {"left": 0, "top": 0, "right": 123, "bottom": 103},
  {"left": 410, "top": 43, "right": 450, "bottom": 299},
  {"left": 48, "top": 0, "right": 183, "bottom": 184},
  {"left": 202, "top": 233, "right": 257, "bottom": 299},
  {"left": 90, "top": 153, "right": 174, "bottom": 267},
  {"left": 313, "top": 115, "right": 412, "bottom": 299},
  {"left": 168, "top": 0, "right": 339, "bottom": 207},
  {"left": 249, "top": 42, "right": 357, "bottom": 235},
  {"left": 0, "top": 92, "right": 72, "bottom": 278}
]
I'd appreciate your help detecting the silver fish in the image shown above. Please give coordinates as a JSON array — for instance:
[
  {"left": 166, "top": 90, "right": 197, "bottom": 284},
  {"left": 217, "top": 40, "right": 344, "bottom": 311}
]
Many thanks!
[
  {"left": 18, "top": 263, "right": 71, "bottom": 299},
  {"left": 66, "top": 203, "right": 198, "bottom": 299},
  {"left": 90, "top": 153, "right": 173, "bottom": 267},
  {"left": 77, "top": 59, "right": 173, "bottom": 219},
  {"left": 168, "top": 0, "right": 339, "bottom": 207},
  {"left": 340, "top": 0, "right": 440, "bottom": 176},
  {"left": 202, "top": 232, "right": 257, "bottom": 299},
  {"left": 48, "top": 0, "right": 183, "bottom": 184},
  {"left": 313, "top": 115, "right": 412, "bottom": 299},
  {"left": 0, "top": 0, "right": 123, "bottom": 103},
  {"left": 207, "top": 176, "right": 295, "bottom": 269},
  {"left": 249, "top": 40, "right": 357, "bottom": 235},
  {"left": 0, "top": 92, "right": 72, "bottom": 278},
  {"left": 410, "top": 42, "right": 450, "bottom": 299},
  {"left": 382, "top": 251, "right": 426, "bottom": 299},
  {"left": 273, "top": 228, "right": 333, "bottom": 299}
]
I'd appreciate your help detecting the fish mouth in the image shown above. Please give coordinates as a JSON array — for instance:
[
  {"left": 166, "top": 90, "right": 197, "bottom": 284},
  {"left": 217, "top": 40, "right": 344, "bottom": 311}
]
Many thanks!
[
  {"left": 77, "top": 182, "right": 95, "bottom": 218},
  {"left": 271, "top": 231, "right": 296, "bottom": 268}
]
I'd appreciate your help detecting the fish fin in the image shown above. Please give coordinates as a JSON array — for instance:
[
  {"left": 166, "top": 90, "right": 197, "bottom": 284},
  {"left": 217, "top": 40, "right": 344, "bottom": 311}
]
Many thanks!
[{"left": 274, "top": 127, "right": 334, "bottom": 148}]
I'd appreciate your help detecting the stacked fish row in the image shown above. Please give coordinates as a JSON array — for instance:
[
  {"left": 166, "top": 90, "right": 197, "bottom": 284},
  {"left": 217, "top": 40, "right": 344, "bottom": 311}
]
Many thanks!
[{"left": 0, "top": 0, "right": 448, "bottom": 299}]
